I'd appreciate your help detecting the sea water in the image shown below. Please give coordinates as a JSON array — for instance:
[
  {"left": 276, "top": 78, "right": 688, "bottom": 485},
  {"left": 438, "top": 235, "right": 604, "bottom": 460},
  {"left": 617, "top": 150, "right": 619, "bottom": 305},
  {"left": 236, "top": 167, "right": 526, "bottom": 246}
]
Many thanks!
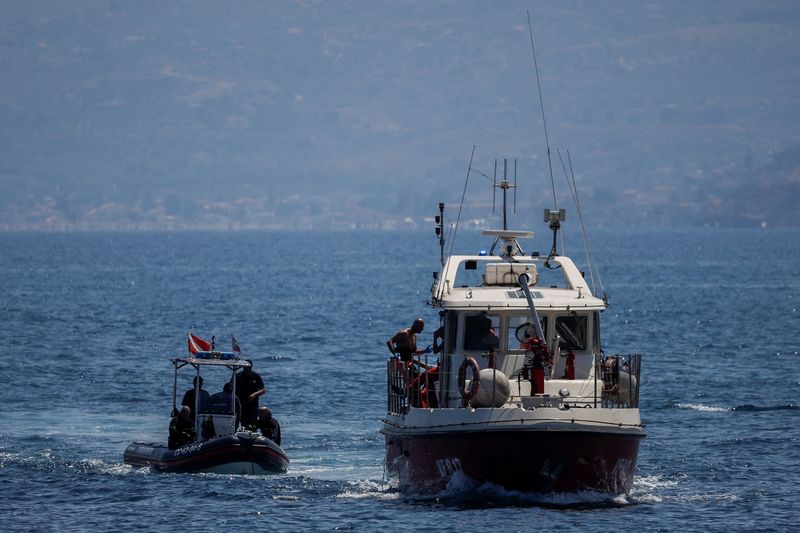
[{"left": 0, "top": 229, "right": 798, "bottom": 531}]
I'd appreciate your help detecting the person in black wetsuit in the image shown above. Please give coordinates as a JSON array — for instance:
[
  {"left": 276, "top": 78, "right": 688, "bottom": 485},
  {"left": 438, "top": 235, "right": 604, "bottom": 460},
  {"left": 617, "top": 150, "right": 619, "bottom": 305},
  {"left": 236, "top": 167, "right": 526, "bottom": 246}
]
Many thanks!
[
  {"left": 181, "top": 376, "right": 210, "bottom": 415},
  {"left": 235, "top": 361, "right": 265, "bottom": 428},
  {"left": 168, "top": 405, "right": 196, "bottom": 449},
  {"left": 255, "top": 406, "right": 281, "bottom": 445},
  {"left": 207, "top": 381, "right": 241, "bottom": 415}
]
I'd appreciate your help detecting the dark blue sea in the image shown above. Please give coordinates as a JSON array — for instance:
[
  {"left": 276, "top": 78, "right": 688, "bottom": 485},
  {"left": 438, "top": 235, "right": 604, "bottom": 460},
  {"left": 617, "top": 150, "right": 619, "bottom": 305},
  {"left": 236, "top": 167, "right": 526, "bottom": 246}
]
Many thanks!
[{"left": 1, "top": 228, "right": 798, "bottom": 531}]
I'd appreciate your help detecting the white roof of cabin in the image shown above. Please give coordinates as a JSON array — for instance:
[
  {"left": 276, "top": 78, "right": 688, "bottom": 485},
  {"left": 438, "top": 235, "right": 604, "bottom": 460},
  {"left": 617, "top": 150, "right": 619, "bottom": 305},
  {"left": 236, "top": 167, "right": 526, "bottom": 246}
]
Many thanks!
[{"left": 432, "top": 254, "right": 605, "bottom": 312}]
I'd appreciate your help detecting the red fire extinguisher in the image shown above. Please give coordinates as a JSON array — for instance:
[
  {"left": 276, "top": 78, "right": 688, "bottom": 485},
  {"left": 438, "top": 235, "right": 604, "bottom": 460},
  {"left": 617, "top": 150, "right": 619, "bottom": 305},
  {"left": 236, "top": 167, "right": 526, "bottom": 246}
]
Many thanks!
[
  {"left": 523, "top": 337, "right": 551, "bottom": 395},
  {"left": 564, "top": 350, "right": 575, "bottom": 380}
]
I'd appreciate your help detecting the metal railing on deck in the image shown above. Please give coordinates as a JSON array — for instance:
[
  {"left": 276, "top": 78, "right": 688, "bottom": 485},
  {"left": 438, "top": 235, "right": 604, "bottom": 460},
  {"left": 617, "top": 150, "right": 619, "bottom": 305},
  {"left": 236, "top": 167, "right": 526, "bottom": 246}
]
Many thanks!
[
  {"left": 599, "top": 353, "right": 642, "bottom": 408},
  {"left": 387, "top": 358, "right": 409, "bottom": 415},
  {"left": 387, "top": 354, "right": 642, "bottom": 412}
]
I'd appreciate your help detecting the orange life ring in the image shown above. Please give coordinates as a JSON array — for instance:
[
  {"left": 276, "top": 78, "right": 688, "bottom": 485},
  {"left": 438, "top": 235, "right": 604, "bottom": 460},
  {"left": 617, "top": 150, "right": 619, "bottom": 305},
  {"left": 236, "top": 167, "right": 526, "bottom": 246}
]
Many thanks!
[{"left": 458, "top": 356, "right": 480, "bottom": 403}]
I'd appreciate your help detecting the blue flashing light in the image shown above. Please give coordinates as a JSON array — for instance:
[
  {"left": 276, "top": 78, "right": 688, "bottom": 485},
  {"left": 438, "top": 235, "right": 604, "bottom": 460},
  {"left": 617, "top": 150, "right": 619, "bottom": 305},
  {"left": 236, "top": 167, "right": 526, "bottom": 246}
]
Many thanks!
[{"left": 479, "top": 249, "right": 488, "bottom": 256}]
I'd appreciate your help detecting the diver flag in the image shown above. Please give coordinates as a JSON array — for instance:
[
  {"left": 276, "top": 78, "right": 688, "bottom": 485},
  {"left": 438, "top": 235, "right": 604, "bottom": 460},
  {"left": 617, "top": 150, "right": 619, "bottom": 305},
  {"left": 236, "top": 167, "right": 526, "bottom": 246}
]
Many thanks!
[
  {"left": 231, "top": 335, "right": 241, "bottom": 353},
  {"left": 188, "top": 333, "right": 211, "bottom": 354}
]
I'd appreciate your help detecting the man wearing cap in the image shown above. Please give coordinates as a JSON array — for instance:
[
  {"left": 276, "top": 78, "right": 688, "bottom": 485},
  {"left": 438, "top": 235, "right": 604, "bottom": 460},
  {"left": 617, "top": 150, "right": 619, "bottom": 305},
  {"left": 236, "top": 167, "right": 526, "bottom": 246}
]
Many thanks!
[{"left": 235, "top": 361, "right": 265, "bottom": 428}]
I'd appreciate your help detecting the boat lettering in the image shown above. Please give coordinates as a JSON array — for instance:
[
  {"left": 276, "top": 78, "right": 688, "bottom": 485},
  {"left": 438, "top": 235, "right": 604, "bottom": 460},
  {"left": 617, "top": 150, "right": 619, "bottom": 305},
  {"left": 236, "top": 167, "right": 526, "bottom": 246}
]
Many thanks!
[
  {"left": 174, "top": 443, "right": 203, "bottom": 456},
  {"left": 435, "top": 457, "right": 463, "bottom": 478}
]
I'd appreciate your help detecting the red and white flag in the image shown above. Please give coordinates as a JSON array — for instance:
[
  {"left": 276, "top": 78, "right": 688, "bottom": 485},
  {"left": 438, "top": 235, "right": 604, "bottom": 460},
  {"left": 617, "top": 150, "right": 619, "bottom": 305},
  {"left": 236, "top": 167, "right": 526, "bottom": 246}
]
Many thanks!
[{"left": 188, "top": 333, "right": 211, "bottom": 354}]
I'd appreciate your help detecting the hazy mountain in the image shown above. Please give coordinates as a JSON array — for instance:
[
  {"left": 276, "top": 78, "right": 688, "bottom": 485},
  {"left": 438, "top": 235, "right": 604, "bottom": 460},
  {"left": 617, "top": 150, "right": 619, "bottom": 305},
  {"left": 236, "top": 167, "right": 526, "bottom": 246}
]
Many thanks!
[{"left": 1, "top": 1, "right": 799, "bottom": 229}]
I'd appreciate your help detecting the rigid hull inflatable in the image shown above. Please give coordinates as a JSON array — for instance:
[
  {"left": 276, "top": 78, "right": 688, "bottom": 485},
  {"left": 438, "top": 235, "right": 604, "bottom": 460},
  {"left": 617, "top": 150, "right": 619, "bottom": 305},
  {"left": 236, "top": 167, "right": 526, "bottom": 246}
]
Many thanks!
[
  {"left": 124, "top": 345, "right": 288, "bottom": 475},
  {"left": 124, "top": 431, "right": 288, "bottom": 475}
]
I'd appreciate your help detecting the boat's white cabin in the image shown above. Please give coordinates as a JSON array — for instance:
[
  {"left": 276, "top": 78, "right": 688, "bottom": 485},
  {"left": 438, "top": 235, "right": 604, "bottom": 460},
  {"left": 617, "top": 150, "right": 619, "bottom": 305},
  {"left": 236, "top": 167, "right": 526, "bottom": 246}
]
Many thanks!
[{"left": 426, "top": 252, "right": 610, "bottom": 408}]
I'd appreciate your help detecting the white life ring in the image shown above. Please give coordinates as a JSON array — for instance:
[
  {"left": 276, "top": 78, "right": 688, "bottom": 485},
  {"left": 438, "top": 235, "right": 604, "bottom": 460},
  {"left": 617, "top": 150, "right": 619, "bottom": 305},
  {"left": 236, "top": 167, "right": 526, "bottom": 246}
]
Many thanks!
[{"left": 458, "top": 356, "right": 481, "bottom": 403}]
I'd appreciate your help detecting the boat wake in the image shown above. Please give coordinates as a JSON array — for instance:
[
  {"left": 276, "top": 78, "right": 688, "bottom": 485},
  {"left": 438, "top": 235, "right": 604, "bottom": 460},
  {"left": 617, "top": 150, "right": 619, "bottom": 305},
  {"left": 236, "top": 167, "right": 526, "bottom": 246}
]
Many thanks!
[
  {"left": 335, "top": 479, "right": 399, "bottom": 501},
  {"left": 674, "top": 403, "right": 730, "bottom": 412},
  {"left": 0, "top": 448, "right": 141, "bottom": 477},
  {"left": 391, "top": 472, "right": 632, "bottom": 509},
  {"left": 674, "top": 402, "right": 797, "bottom": 413},
  {"left": 627, "top": 474, "right": 681, "bottom": 503},
  {"left": 629, "top": 473, "right": 752, "bottom": 506}
]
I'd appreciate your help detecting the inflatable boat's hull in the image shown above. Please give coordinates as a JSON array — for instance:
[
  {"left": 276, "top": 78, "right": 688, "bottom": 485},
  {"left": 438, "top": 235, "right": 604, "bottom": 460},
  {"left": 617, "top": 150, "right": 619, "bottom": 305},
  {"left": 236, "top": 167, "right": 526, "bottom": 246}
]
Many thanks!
[{"left": 124, "top": 432, "right": 288, "bottom": 475}]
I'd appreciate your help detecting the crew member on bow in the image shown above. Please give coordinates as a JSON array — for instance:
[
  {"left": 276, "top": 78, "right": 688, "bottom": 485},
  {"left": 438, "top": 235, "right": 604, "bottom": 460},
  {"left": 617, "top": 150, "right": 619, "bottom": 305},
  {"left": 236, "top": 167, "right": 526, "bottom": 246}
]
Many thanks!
[{"left": 235, "top": 361, "right": 265, "bottom": 428}]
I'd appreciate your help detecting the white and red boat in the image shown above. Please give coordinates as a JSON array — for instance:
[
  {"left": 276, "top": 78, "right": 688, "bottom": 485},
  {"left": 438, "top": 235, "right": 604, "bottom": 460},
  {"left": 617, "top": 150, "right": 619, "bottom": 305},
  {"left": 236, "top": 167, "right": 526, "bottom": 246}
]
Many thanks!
[{"left": 381, "top": 173, "right": 643, "bottom": 496}]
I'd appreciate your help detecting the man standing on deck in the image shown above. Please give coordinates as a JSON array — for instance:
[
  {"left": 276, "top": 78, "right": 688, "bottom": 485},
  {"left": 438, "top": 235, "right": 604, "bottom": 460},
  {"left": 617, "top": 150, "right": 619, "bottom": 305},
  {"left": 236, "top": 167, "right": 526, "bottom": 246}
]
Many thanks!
[
  {"left": 387, "top": 318, "right": 429, "bottom": 362},
  {"left": 181, "top": 376, "right": 210, "bottom": 415},
  {"left": 235, "top": 361, "right": 265, "bottom": 428}
]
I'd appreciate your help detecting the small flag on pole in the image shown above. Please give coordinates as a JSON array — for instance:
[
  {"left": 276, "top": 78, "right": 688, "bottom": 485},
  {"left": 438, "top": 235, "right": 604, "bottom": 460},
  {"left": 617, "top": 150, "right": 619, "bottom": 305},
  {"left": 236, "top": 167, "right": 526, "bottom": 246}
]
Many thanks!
[
  {"left": 231, "top": 335, "right": 241, "bottom": 353},
  {"left": 188, "top": 333, "right": 211, "bottom": 354}
]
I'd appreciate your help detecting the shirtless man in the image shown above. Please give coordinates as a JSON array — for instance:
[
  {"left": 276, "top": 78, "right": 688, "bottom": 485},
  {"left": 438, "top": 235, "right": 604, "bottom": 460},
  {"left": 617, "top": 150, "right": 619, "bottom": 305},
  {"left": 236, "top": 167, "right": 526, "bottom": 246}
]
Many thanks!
[{"left": 387, "top": 318, "right": 427, "bottom": 362}]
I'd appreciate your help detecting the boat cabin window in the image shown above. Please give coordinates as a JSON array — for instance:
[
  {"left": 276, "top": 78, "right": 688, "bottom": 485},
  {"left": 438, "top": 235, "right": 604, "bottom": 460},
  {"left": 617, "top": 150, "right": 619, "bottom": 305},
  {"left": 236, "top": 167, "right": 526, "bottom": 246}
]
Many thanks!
[
  {"left": 463, "top": 313, "right": 500, "bottom": 351},
  {"left": 556, "top": 315, "right": 587, "bottom": 351},
  {"left": 507, "top": 315, "right": 548, "bottom": 349},
  {"left": 454, "top": 261, "right": 485, "bottom": 287}
]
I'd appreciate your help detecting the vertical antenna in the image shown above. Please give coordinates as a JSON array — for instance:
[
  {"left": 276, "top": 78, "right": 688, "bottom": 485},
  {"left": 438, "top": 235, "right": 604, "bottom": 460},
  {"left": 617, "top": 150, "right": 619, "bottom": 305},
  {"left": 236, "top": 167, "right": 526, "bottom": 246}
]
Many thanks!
[
  {"left": 527, "top": 10, "right": 558, "bottom": 211},
  {"left": 557, "top": 148, "right": 607, "bottom": 302},
  {"left": 435, "top": 202, "right": 445, "bottom": 267},
  {"left": 503, "top": 159, "right": 508, "bottom": 230},
  {"left": 446, "top": 145, "right": 477, "bottom": 265},
  {"left": 513, "top": 159, "right": 518, "bottom": 214},
  {"left": 491, "top": 158, "right": 517, "bottom": 232},
  {"left": 492, "top": 158, "right": 497, "bottom": 213}
]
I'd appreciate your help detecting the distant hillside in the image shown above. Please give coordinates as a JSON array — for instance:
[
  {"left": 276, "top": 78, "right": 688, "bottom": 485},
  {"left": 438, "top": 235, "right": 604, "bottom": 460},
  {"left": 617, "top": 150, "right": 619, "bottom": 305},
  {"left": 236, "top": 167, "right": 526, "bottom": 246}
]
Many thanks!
[
  {"left": 576, "top": 144, "right": 800, "bottom": 228},
  {"left": 696, "top": 145, "right": 800, "bottom": 227},
  {"left": 1, "top": 1, "right": 799, "bottom": 229}
]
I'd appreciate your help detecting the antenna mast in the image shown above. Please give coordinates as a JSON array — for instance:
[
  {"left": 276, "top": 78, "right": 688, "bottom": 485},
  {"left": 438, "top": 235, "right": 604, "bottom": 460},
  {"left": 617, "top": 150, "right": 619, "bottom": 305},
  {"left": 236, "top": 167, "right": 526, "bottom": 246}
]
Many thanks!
[
  {"left": 435, "top": 202, "right": 445, "bottom": 267},
  {"left": 514, "top": 159, "right": 518, "bottom": 214},
  {"left": 492, "top": 159, "right": 497, "bottom": 214},
  {"left": 492, "top": 158, "right": 518, "bottom": 231},
  {"left": 527, "top": 11, "right": 557, "bottom": 210},
  {"left": 528, "top": 10, "right": 565, "bottom": 255}
]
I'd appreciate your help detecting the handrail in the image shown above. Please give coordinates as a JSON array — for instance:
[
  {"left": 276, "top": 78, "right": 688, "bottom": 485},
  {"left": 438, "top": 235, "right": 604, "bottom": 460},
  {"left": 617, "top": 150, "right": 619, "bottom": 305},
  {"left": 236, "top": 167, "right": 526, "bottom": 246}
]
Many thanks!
[
  {"left": 599, "top": 354, "right": 642, "bottom": 408},
  {"left": 387, "top": 355, "right": 642, "bottom": 413}
]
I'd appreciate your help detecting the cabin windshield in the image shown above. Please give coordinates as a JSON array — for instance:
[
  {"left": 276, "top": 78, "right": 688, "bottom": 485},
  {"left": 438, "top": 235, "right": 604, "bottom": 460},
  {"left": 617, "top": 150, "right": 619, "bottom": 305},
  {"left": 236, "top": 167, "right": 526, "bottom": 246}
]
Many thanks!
[
  {"left": 449, "top": 312, "right": 589, "bottom": 355},
  {"left": 507, "top": 314, "right": 547, "bottom": 351},
  {"left": 455, "top": 260, "right": 484, "bottom": 287},
  {"left": 463, "top": 313, "right": 500, "bottom": 351},
  {"left": 556, "top": 315, "right": 587, "bottom": 350}
]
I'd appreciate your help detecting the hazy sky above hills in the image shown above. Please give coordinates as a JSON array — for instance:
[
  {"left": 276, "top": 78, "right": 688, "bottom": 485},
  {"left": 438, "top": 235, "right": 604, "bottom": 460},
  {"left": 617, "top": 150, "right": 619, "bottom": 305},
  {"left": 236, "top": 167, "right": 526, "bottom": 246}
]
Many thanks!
[{"left": 1, "top": 0, "right": 799, "bottom": 227}]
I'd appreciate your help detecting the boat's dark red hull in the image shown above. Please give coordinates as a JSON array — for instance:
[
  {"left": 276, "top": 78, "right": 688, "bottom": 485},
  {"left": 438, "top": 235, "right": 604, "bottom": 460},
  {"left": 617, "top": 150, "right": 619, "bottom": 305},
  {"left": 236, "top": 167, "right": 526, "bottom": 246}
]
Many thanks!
[
  {"left": 124, "top": 433, "right": 288, "bottom": 475},
  {"left": 385, "top": 429, "right": 642, "bottom": 495}
]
